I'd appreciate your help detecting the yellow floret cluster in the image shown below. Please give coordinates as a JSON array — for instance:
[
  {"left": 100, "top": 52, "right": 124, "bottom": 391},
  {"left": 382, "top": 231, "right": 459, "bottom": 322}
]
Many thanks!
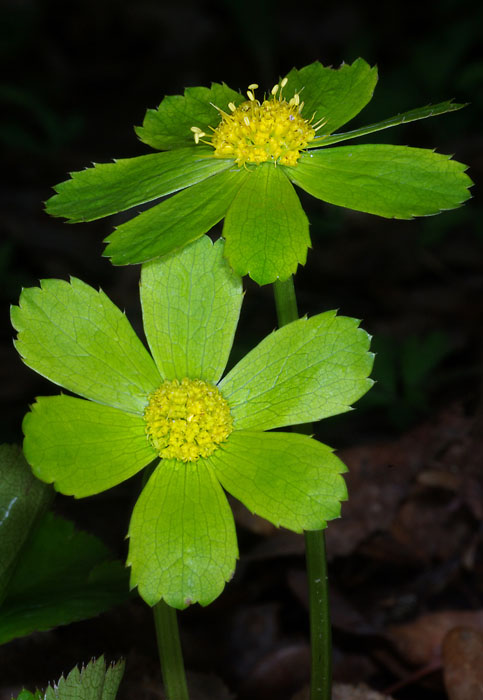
[
  {"left": 191, "top": 80, "right": 322, "bottom": 167},
  {"left": 144, "top": 378, "right": 233, "bottom": 462}
]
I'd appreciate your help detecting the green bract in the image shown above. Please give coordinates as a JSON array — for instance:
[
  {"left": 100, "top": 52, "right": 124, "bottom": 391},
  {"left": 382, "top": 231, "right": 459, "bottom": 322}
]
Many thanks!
[
  {"left": 45, "top": 58, "right": 472, "bottom": 285},
  {"left": 12, "top": 236, "right": 373, "bottom": 609}
]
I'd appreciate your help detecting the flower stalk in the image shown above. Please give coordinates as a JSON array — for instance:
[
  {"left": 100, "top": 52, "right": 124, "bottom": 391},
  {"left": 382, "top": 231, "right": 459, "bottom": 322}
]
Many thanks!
[
  {"left": 273, "top": 276, "right": 332, "bottom": 700},
  {"left": 153, "top": 600, "right": 189, "bottom": 700}
]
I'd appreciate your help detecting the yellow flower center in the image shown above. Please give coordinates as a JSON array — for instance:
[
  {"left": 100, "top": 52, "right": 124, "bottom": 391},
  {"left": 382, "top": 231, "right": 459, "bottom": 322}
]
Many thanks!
[
  {"left": 144, "top": 378, "right": 233, "bottom": 462},
  {"left": 191, "top": 79, "right": 325, "bottom": 167}
]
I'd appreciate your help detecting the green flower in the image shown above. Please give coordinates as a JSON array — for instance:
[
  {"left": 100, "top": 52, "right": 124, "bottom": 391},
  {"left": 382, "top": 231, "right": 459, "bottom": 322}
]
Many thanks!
[
  {"left": 46, "top": 59, "right": 472, "bottom": 285},
  {"left": 12, "top": 237, "right": 373, "bottom": 609}
]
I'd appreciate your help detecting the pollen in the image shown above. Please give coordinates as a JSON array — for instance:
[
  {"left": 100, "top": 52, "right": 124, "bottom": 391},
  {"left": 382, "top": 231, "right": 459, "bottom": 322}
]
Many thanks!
[
  {"left": 192, "top": 80, "right": 325, "bottom": 167},
  {"left": 144, "top": 378, "right": 233, "bottom": 462}
]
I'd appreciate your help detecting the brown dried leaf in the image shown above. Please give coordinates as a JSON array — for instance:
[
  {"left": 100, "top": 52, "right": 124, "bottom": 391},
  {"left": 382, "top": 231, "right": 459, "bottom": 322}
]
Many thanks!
[
  {"left": 443, "top": 626, "right": 483, "bottom": 700},
  {"left": 325, "top": 417, "right": 440, "bottom": 558},
  {"left": 292, "top": 682, "right": 395, "bottom": 700},
  {"left": 238, "top": 642, "right": 310, "bottom": 700},
  {"left": 387, "top": 610, "right": 483, "bottom": 666},
  {"left": 187, "top": 671, "right": 234, "bottom": 700},
  {"left": 390, "top": 497, "right": 471, "bottom": 563},
  {"left": 286, "top": 570, "right": 377, "bottom": 636},
  {"left": 326, "top": 404, "right": 483, "bottom": 559}
]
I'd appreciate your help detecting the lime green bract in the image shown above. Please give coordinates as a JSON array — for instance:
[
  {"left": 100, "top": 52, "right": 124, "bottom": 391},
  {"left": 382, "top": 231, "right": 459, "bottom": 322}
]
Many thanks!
[
  {"left": 45, "top": 59, "right": 472, "bottom": 285},
  {"left": 12, "top": 237, "right": 373, "bottom": 609}
]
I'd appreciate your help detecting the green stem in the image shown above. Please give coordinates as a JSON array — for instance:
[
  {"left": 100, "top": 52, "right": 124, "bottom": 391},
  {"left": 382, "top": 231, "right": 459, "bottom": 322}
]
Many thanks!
[
  {"left": 141, "top": 466, "right": 189, "bottom": 700},
  {"left": 273, "top": 276, "right": 299, "bottom": 327},
  {"left": 153, "top": 599, "right": 190, "bottom": 700},
  {"left": 304, "top": 530, "right": 332, "bottom": 699},
  {"left": 272, "top": 276, "right": 332, "bottom": 700}
]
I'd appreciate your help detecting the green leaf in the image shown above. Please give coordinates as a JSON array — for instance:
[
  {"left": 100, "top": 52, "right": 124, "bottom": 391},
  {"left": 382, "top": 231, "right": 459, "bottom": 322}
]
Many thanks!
[
  {"left": 12, "top": 691, "right": 43, "bottom": 700},
  {"left": 220, "top": 310, "right": 373, "bottom": 430},
  {"left": 0, "top": 444, "right": 52, "bottom": 604},
  {"left": 209, "top": 431, "right": 347, "bottom": 533},
  {"left": 136, "top": 83, "right": 245, "bottom": 150},
  {"left": 283, "top": 58, "right": 378, "bottom": 136},
  {"left": 43, "top": 657, "right": 124, "bottom": 700},
  {"left": 46, "top": 148, "right": 233, "bottom": 223},
  {"left": 23, "top": 395, "right": 156, "bottom": 497},
  {"left": 12, "top": 277, "right": 161, "bottom": 414},
  {"left": 287, "top": 145, "right": 472, "bottom": 219},
  {"left": 128, "top": 460, "right": 238, "bottom": 609},
  {"left": 0, "top": 513, "right": 129, "bottom": 644},
  {"left": 104, "top": 168, "right": 245, "bottom": 265},
  {"left": 223, "top": 163, "right": 310, "bottom": 284},
  {"left": 312, "top": 100, "right": 467, "bottom": 148},
  {"left": 141, "top": 236, "right": 242, "bottom": 383}
]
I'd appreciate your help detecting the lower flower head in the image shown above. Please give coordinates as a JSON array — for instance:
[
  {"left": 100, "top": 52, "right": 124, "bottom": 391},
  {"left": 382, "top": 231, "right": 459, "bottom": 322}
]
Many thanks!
[
  {"left": 13, "top": 236, "right": 373, "bottom": 609},
  {"left": 144, "top": 378, "right": 233, "bottom": 461}
]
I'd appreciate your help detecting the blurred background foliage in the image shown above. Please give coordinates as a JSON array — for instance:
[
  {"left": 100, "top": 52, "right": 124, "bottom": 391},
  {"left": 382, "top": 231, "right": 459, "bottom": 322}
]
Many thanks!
[{"left": 1, "top": 0, "right": 482, "bottom": 444}]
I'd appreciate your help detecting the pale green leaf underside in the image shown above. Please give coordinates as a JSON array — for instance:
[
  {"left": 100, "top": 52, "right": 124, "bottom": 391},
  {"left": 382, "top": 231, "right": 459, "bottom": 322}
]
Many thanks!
[
  {"left": 12, "top": 277, "right": 161, "bottom": 414},
  {"left": 128, "top": 460, "right": 238, "bottom": 609},
  {"left": 43, "top": 656, "right": 125, "bottom": 700},
  {"left": 23, "top": 396, "right": 156, "bottom": 497},
  {"left": 220, "top": 310, "right": 373, "bottom": 430},
  {"left": 287, "top": 145, "right": 472, "bottom": 219},
  {"left": 0, "top": 513, "right": 129, "bottom": 645},
  {"left": 45, "top": 148, "right": 232, "bottom": 223},
  {"left": 0, "top": 444, "right": 52, "bottom": 604},
  {"left": 311, "top": 100, "right": 467, "bottom": 148},
  {"left": 223, "top": 163, "right": 310, "bottom": 284},
  {"left": 105, "top": 168, "right": 245, "bottom": 265},
  {"left": 283, "top": 58, "right": 377, "bottom": 137},
  {"left": 141, "top": 237, "right": 242, "bottom": 383},
  {"left": 136, "top": 82, "right": 245, "bottom": 150},
  {"left": 208, "top": 431, "right": 347, "bottom": 533}
]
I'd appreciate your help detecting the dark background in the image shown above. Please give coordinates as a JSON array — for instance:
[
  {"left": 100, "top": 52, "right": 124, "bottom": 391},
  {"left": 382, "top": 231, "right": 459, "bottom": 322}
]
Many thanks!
[{"left": 1, "top": 1, "right": 482, "bottom": 698}]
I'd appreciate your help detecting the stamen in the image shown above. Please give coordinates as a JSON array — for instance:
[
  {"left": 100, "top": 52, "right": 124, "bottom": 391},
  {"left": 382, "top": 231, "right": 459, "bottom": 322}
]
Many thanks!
[
  {"left": 271, "top": 84, "right": 279, "bottom": 96},
  {"left": 248, "top": 83, "right": 259, "bottom": 90},
  {"left": 210, "top": 102, "right": 230, "bottom": 118},
  {"left": 190, "top": 126, "right": 206, "bottom": 144},
  {"left": 228, "top": 102, "right": 237, "bottom": 112},
  {"left": 313, "top": 117, "right": 327, "bottom": 132}
]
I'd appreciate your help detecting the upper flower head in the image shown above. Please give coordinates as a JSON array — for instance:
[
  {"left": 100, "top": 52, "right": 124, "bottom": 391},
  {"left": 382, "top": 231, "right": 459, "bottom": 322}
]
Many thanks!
[
  {"left": 12, "top": 236, "right": 373, "bottom": 609},
  {"left": 45, "top": 59, "right": 471, "bottom": 285},
  {"left": 191, "top": 78, "right": 324, "bottom": 167}
]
